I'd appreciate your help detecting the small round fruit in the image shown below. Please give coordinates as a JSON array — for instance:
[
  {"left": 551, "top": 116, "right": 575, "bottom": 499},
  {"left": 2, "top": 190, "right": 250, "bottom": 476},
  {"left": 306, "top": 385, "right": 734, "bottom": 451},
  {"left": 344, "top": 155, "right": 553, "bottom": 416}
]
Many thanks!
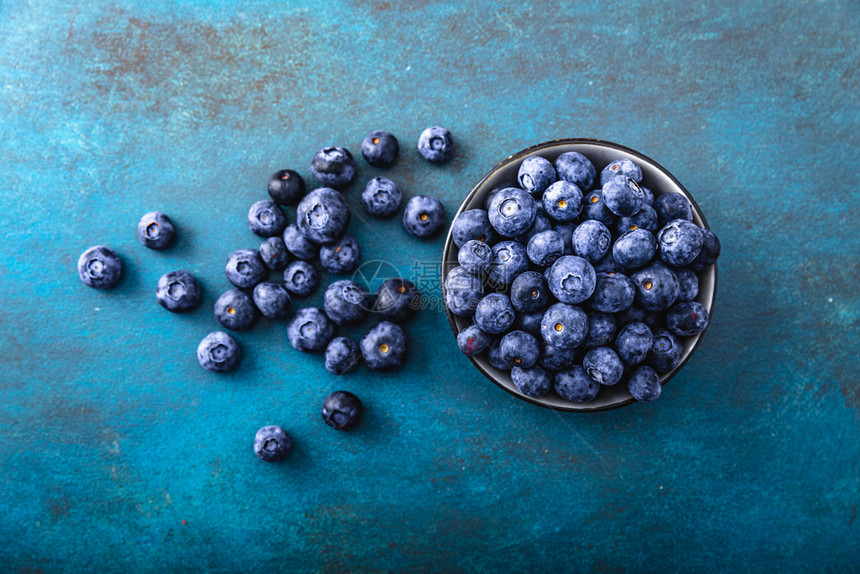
[
  {"left": 361, "top": 131, "right": 399, "bottom": 167},
  {"left": 402, "top": 195, "right": 447, "bottom": 239},
  {"left": 324, "top": 337, "right": 363, "bottom": 375},
  {"left": 77, "top": 245, "right": 122, "bottom": 289},
  {"left": 137, "top": 212, "right": 176, "bottom": 250},
  {"left": 254, "top": 425, "right": 292, "bottom": 462},
  {"left": 311, "top": 146, "right": 357, "bottom": 188},
  {"left": 321, "top": 390, "right": 363, "bottom": 430},
  {"left": 360, "top": 321, "right": 407, "bottom": 371},
  {"left": 197, "top": 331, "right": 240, "bottom": 373},
  {"left": 267, "top": 169, "right": 306, "bottom": 205},
  {"left": 417, "top": 126, "right": 454, "bottom": 163},
  {"left": 156, "top": 270, "right": 201, "bottom": 312}
]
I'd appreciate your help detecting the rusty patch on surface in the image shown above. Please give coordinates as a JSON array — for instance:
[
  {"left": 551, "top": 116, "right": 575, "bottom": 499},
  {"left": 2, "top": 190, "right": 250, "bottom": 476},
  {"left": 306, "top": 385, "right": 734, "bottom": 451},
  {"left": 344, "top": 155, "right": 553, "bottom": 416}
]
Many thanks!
[{"left": 48, "top": 495, "right": 71, "bottom": 522}]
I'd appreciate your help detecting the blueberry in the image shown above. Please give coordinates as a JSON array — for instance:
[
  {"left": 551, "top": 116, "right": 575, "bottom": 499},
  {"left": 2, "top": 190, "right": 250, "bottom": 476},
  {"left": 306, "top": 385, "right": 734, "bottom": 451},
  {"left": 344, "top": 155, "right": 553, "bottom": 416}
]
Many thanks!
[
  {"left": 591, "top": 272, "right": 635, "bottom": 313},
  {"left": 324, "top": 280, "right": 369, "bottom": 326},
  {"left": 554, "top": 151, "right": 596, "bottom": 191},
  {"left": 514, "top": 311, "right": 543, "bottom": 336},
  {"left": 510, "top": 270, "right": 549, "bottom": 313},
  {"left": 457, "top": 239, "right": 493, "bottom": 276},
  {"left": 631, "top": 261, "right": 680, "bottom": 312},
  {"left": 488, "top": 240, "right": 529, "bottom": 287},
  {"left": 156, "top": 270, "right": 201, "bottom": 312},
  {"left": 582, "top": 190, "right": 616, "bottom": 227},
  {"left": 526, "top": 230, "right": 564, "bottom": 267},
  {"left": 639, "top": 185, "right": 655, "bottom": 206},
  {"left": 666, "top": 301, "right": 710, "bottom": 336},
  {"left": 487, "top": 187, "right": 537, "bottom": 238},
  {"left": 615, "top": 322, "right": 654, "bottom": 366},
  {"left": 554, "top": 365, "right": 601, "bottom": 403},
  {"left": 137, "top": 212, "right": 175, "bottom": 250},
  {"left": 542, "top": 180, "right": 583, "bottom": 223},
  {"left": 552, "top": 222, "right": 576, "bottom": 255},
  {"left": 499, "top": 330, "right": 541, "bottom": 368},
  {"left": 77, "top": 245, "right": 122, "bottom": 289},
  {"left": 511, "top": 366, "right": 552, "bottom": 398},
  {"left": 545, "top": 255, "right": 596, "bottom": 304},
  {"left": 402, "top": 195, "right": 447, "bottom": 239},
  {"left": 583, "top": 347, "right": 624, "bottom": 386},
  {"left": 225, "top": 249, "right": 267, "bottom": 289},
  {"left": 616, "top": 203, "right": 658, "bottom": 235},
  {"left": 539, "top": 344, "right": 576, "bottom": 372},
  {"left": 514, "top": 212, "right": 552, "bottom": 245},
  {"left": 654, "top": 193, "right": 693, "bottom": 228},
  {"left": 296, "top": 187, "right": 351, "bottom": 245},
  {"left": 319, "top": 234, "right": 361, "bottom": 274},
  {"left": 324, "top": 337, "right": 363, "bottom": 375},
  {"left": 487, "top": 339, "right": 510, "bottom": 371},
  {"left": 361, "top": 130, "right": 399, "bottom": 167},
  {"left": 360, "top": 321, "right": 407, "bottom": 371},
  {"left": 616, "top": 304, "right": 663, "bottom": 331},
  {"left": 259, "top": 236, "right": 290, "bottom": 271},
  {"left": 451, "top": 209, "right": 496, "bottom": 248},
  {"left": 267, "top": 169, "right": 306, "bottom": 205},
  {"left": 658, "top": 219, "right": 704, "bottom": 268},
  {"left": 646, "top": 329, "right": 684, "bottom": 373},
  {"left": 689, "top": 228, "right": 721, "bottom": 271},
  {"left": 582, "top": 311, "right": 617, "bottom": 348},
  {"left": 417, "top": 126, "right": 455, "bottom": 163},
  {"left": 599, "top": 158, "right": 643, "bottom": 186},
  {"left": 675, "top": 268, "right": 699, "bottom": 302},
  {"left": 197, "top": 331, "right": 240, "bottom": 373},
  {"left": 613, "top": 228, "right": 657, "bottom": 269},
  {"left": 573, "top": 220, "right": 612, "bottom": 263},
  {"left": 214, "top": 289, "right": 258, "bottom": 331},
  {"left": 253, "top": 281, "right": 292, "bottom": 320},
  {"left": 483, "top": 181, "right": 516, "bottom": 211},
  {"left": 361, "top": 177, "right": 403, "bottom": 217},
  {"left": 457, "top": 324, "right": 493, "bottom": 357},
  {"left": 248, "top": 199, "right": 288, "bottom": 238},
  {"left": 282, "top": 260, "right": 320, "bottom": 297},
  {"left": 254, "top": 425, "right": 291, "bottom": 462},
  {"left": 311, "top": 146, "right": 357, "bottom": 188},
  {"left": 628, "top": 365, "right": 662, "bottom": 402},
  {"left": 540, "top": 303, "right": 588, "bottom": 349},
  {"left": 373, "top": 278, "right": 420, "bottom": 323},
  {"left": 321, "top": 390, "right": 363, "bottom": 430},
  {"left": 474, "top": 293, "right": 516, "bottom": 335},
  {"left": 444, "top": 266, "right": 485, "bottom": 317},
  {"left": 287, "top": 307, "right": 335, "bottom": 353},
  {"left": 283, "top": 223, "right": 320, "bottom": 260},
  {"left": 602, "top": 176, "right": 644, "bottom": 217},
  {"left": 517, "top": 156, "right": 556, "bottom": 196},
  {"left": 592, "top": 250, "right": 625, "bottom": 274}
]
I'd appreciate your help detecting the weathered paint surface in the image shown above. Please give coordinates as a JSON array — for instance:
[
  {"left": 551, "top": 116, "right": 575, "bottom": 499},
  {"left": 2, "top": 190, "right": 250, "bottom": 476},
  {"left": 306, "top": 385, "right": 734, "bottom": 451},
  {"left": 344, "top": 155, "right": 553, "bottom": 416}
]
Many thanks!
[{"left": 1, "top": 0, "right": 858, "bottom": 571}]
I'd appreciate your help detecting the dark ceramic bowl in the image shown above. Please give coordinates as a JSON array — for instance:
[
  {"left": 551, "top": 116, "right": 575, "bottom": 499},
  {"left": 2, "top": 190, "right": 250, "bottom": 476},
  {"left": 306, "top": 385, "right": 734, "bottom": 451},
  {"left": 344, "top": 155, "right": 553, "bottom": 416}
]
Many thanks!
[{"left": 441, "top": 139, "right": 717, "bottom": 412}]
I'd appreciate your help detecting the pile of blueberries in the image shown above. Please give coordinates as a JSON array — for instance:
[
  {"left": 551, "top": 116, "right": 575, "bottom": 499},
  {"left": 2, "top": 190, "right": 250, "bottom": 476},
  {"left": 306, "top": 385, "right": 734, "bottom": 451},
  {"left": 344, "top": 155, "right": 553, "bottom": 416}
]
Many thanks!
[
  {"left": 76, "top": 126, "right": 455, "bottom": 462},
  {"left": 444, "top": 152, "right": 720, "bottom": 404}
]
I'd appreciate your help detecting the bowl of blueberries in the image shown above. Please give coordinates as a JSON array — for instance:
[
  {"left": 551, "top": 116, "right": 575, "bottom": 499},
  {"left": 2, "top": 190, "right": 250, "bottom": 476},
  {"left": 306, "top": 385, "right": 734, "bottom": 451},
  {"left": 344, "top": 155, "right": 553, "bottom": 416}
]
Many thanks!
[{"left": 441, "top": 138, "right": 720, "bottom": 411}]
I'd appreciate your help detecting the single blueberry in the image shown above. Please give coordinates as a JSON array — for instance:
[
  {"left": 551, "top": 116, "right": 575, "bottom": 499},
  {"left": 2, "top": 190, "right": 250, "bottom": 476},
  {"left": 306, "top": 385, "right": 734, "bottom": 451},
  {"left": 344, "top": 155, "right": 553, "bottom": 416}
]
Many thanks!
[
  {"left": 666, "top": 301, "right": 710, "bottom": 336},
  {"left": 324, "top": 337, "right": 363, "bottom": 375},
  {"left": 540, "top": 303, "right": 589, "bottom": 349},
  {"left": 514, "top": 311, "right": 543, "bottom": 336},
  {"left": 615, "top": 322, "right": 654, "bottom": 366},
  {"left": 599, "top": 158, "right": 643, "bottom": 186},
  {"left": 582, "top": 311, "right": 617, "bottom": 348},
  {"left": 248, "top": 200, "right": 288, "bottom": 238},
  {"left": 214, "top": 289, "right": 258, "bottom": 331},
  {"left": 646, "top": 329, "right": 684, "bottom": 373},
  {"left": 581, "top": 190, "right": 616, "bottom": 227},
  {"left": 322, "top": 390, "right": 364, "bottom": 430},
  {"left": 583, "top": 347, "right": 624, "bottom": 386},
  {"left": 444, "top": 266, "right": 485, "bottom": 317},
  {"left": 296, "top": 187, "right": 351, "bottom": 246},
  {"left": 487, "top": 339, "right": 511, "bottom": 371},
  {"left": 631, "top": 261, "right": 680, "bottom": 312},
  {"left": 613, "top": 228, "right": 657, "bottom": 269},
  {"left": 319, "top": 234, "right": 361, "bottom": 274},
  {"left": 361, "top": 130, "right": 399, "bottom": 167},
  {"left": 361, "top": 177, "right": 403, "bottom": 218},
  {"left": 225, "top": 249, "right": 267, "bottom": 289},
  {"left": 457, "top": 324, "right": 493, "bottom": 357},
  {"left": 545, "top": 255, "right": 596, "bottom": 304},
  {"left": 675, "top": 267, "right": 699, "bottom": 302},
  {"left": 616, "top": 203, "right": 658, "bottom": 235},
  {"left": 510, "top": 270, "right": 549, "bottom": 313},
  {"left": 360, "top": 321, "right": 407, "bottom": 371},
  {"left": 156, "top": 270, "right": 201, "bottom": 312},
  {"left": 311, "top": 146, "right": 357, "bottom": 188},
  {"left": 591, "top": 272, "right": 635, "bottom": 313},
  {"left": 402, "top": 195, "right": 447, "bottom": 239},
  {"left": 458, "top": 239, "right": 493, "bottom": 276},
  {"left": 628, "top": 365, "right": 662, "bottom": 402},
  {"left": 254, "top": 425, "right": 291, "bottom": 462},
  {"left": 527, "top": 230, "right": 565, "bottom": 267},
  {"left": 658, "top": 219, "right": 704, "bottom": 267},
  {"left": 268, "top": 169, "right": 306, "bottom": 205},
  {"left": 283, "top": 222, "right": 320, "bottom": 260},
  {"left": 499, "top": 330, "right": 541, "bottom": 368},
  {"left": 197, "top": 331, "right": 240, "bottom": 373},
  {"left": 137, "top": 212, "right": 175, "bottom": 250},
  {"left": 488, "top": 240, "right": 529, "bottom": 287},
  {"left": 451, "top": 209, "right": 496, "bottom": 248},
  {"left": 253, "top": 281, "right": 292, "bottom": 320},
  {"left": 542, "top": 180, "right": 583, "bottom": 223},
  {"left": 654, "top": 193, "right": 693, "bottom": 228},
  {"left": 324, "top": 280, "right": 369, "bottom": 326},
  {"left": 259, "top": 236, "right": 290, "bottom": 271},
  {"left": 474, "top": 293, "right": 516, "bottom": 335},
  {"left": 77, "top": 245, "right": 122, "bottom": 289},
  {"left": 554, "top": 365, "right": 601, "bottom": 403},
  {"left": 514, "top": 212, "right": 552, "bottom": 245},
  {"left": 287, "top": 307, "right": 335, "bottom": 353},
  {"left": 602, "top": 176, "right": 644, "bottom": 217},
  {"left": 539, "top": 344, "right": 577, "bottom": 372},
  {"left": 517, "top": 156, "right": 557, "bottom": 197},
  {"left": 487, "top": 187, "right": 537, "bottom": 238},
  {"left": 689, "top": 228, "right": 721, "bottom": 271},
  {"left": 554, "top": 151, "right": 596, "bottom": 191},
  {"left": 373, "top": 278, "right": 420, "bottom": 323},
  {"left": 417, "top": 126, "right": 455, "bottom": 163},
  {"left": 511, "top": 365, "right": 552, "bottom": 398},
  {"left": 573, "top": 220, "right": 612, "bottom": 263},
  {"left": 282, "top": 260, "right": 320, "bottom": 297}
]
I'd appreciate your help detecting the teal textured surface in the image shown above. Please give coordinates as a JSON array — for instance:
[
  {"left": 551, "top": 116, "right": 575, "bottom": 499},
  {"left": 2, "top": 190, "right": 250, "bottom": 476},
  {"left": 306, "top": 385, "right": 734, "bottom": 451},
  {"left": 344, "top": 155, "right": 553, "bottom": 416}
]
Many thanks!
[{"left": 1, "top": 0, "right": 859, "bottom": 572}]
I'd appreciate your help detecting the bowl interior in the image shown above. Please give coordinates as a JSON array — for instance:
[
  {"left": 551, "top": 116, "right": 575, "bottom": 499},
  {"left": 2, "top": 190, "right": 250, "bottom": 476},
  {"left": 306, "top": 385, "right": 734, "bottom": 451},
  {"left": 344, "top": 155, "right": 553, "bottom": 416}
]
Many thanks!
[{"left": 441, "top": 139, "right": 717, "bottom": 412}]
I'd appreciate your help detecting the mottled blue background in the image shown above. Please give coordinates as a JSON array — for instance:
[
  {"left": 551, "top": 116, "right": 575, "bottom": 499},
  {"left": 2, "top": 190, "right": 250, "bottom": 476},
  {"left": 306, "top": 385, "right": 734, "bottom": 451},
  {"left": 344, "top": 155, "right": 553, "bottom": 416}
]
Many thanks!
[{"left": 1, "top": 0, "right": 858, "bottom": 572}]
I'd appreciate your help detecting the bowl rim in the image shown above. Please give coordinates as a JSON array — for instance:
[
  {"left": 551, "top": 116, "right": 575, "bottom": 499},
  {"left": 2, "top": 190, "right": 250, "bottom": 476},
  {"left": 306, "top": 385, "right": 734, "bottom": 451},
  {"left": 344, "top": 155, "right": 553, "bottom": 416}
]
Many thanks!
[{"left": 440, "top": 138, "right": 718, "bottom": 412}]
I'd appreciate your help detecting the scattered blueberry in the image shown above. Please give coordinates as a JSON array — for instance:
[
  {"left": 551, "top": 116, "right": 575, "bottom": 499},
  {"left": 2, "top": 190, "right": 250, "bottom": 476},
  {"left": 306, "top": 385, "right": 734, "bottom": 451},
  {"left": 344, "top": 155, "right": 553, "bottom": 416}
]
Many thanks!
[
  {"left": 319, "top": 234, "right": 361, "bottom": 274},
  {"left": 542, "top": 180, "right": 584, "bottom": 222},
  {"left": 554, "top": 151, "right": 596, "bottom": 191},
  {"left": 197, "top": 331, "right": 240, "bottom": 373},
  {"left": 282, "top": 260, "right": 320, "bottom": 297},
  {"left": 321, "top": 390, "right": 364, "bottom": 430},
  {"left": 615, "top": 322, "right": 654, "bottom": 366},
  {"left": 287, "top": 307, "right": 335, "bottom": 353},
  {"left": 248, "top": 200, "right": 288, "bottom": 238},
  {"left": 657, "top": 219, "right": 704, "bottom": 267},
  {"left": 311, "top": 146, "right": 357, "bottom": 188},
  {"left": 628, "top": 365, "right": 662, "bottom": 402},
  {"left": 583, "top": 347, "right": 624, "bottom": 386},
  {"left": 573, "top": 220, "right": 612, "bottom": 263},
  {"left": 214, "top": 289, "right": 258, "bottom": 331},
  {"left": 517, "top": 156, "right": 556, "bottom": 196},
  {"left": 458, "top": 239, "right": 493, "bottom": 275},
  {"left": 666, "top": 301, "right": 710, "bottom": 336},
  {"left": 77, "top": 245, "right": 122, "bottom": 289},
  {"left": 267, "top": 169, "right": 306, "bottom": 205},
  {"left": 474, "top": 293, "right": 516, "bottom": 335},
  {"left": 360, "top": 321, "right": 407, "bottom": 371},
  {"left": 540, "top": 303, "right": 588, "bottom": 349},
  {"left": 283, "top": 222, "right": 320, "bottom": 260},
  {"left": 457, "top": 324, "right": 493, "bottom": 357},
  {"left": 324, "top": 280, "right": 369, "bottom": 326},
  {"left": 545, "top": 255, "right": 596, "bottom": 304},
  {"left": 259, "top": 236, "right": 290, "bottom": 271},
  {"left": 402, "top": 195, "right": 447, "bottom": 239},
  {"left": 554, "top": 365, "right": 600, "bottom": 403},
  {"left": 361, "top": 130, "right": 399, "bottom": 167},
  {"left": 254, "top": 425, "right": 291, "bottom": 462},
  {"left": 361, "top": 177, "right": 403, "bottom": 217},
  {"left": 373, "top": 278, "right": 420, "bottom": 323},
  {"left": 324, "top": 337, "right": 363, "bottom": 375},
  {"left": 613, "top": 228, "right": 657, "bottom": 269},
  {"left": 253, "top": 281, "right": 293, "bottom": 320},
  {"left": 488, "top": 187, "right": 537, "bottom": 238},
  {"left": 417, "top": 126, "right": 455, "bottom": 163},
  {"left": 156, "top": 270, "right": 201, "bottom": 312},
  {"left": 296, "top": 187, "right": 351, "bottom": 245},
  {"left": 137, "top": 212, "right": 175, "bottom": 250},
  {"left": 511, "top": 365, "right": 552, "bottom": 398},
  {"left": 225, "top": 249, "right": 267, "bottom": 289},
  {"left": 451, "top": 209, "right": 496, "bottom": 248}
]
